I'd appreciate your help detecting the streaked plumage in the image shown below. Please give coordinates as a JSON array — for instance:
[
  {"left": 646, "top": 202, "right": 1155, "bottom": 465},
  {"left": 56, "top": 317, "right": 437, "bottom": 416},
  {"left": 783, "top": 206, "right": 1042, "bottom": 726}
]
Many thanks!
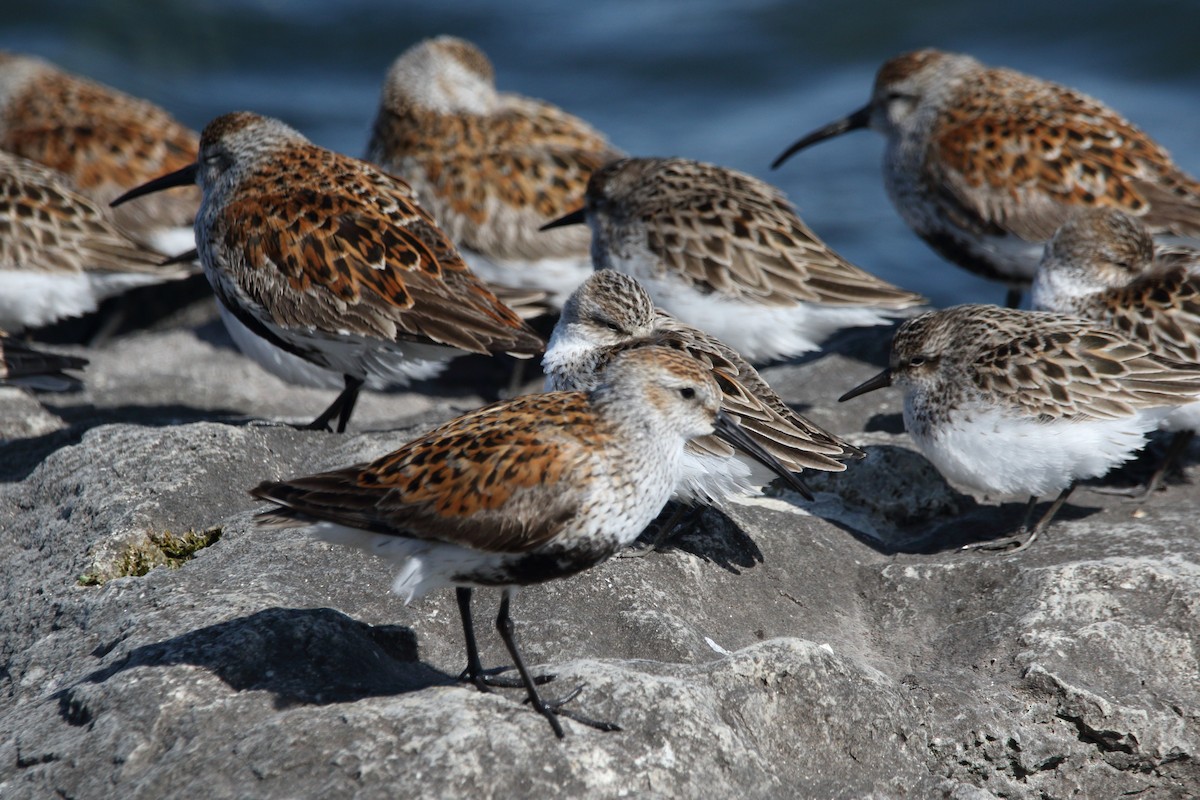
[
  {"left": 545, "top": 157, "right": 924, "bottom": 362},
  {"left": 0, "top": 151, "right": 191, "bottom": 330},
  {"left": 112, "top": 111, "right": 543, "bottom": 432},
  {"left": 252, "top": 346, "right": 796, "bottom": 737},
  {"left": 1034, "top": 208, "right": 1200, "bottom": 491},
  {"left": 773, "top": 49, "right": 1200, "bottom": 304},
  {"left": 366, "top": 36, "right": 623, "bottom": 308},
  {"left": 0, "top": 51, "right": 200, "bottom": 253},
  {"left": 544, "top": 270, "right": 862, "bottom": 502},
  {"left": 840, "top": 304, "right": 1200, "bottom": 549}
]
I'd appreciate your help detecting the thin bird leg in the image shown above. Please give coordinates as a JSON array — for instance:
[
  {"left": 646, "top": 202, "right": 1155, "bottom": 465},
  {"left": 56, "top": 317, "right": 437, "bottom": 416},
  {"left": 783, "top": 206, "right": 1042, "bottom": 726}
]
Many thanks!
[
  {"left": 962, "top": 495, "right": 1037, "bottom": 552},
  {"left": 455, "top": 587, "right": 550, "bottom": 691},
  {"left": 495, "top": 588, "right": 619, "bottom": 738},
  {"left": 967, "top": 485, "right": 1075, "bottom": 553},
  {"left": 334, "top": 375, "right": 365, "bottom": 433},
  {"left": 304, "top": 375, "right": 362, "bottom": 432},
  {"left": 1004, "top": 287, "right": 1024, "bottom": 309}
]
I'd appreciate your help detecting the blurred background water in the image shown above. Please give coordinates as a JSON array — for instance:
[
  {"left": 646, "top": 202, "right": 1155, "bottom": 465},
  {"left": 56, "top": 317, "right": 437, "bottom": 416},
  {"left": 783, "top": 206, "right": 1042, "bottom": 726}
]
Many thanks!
[{"left": 5, "top": 0, "right": 1199, "bottom": 308}]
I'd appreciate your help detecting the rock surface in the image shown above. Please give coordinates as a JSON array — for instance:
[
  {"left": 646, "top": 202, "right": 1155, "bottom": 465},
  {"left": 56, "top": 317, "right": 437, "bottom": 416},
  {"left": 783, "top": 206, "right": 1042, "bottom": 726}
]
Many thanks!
[{"left": 2, "top": 307, "right": 1199, "bottom": 799}]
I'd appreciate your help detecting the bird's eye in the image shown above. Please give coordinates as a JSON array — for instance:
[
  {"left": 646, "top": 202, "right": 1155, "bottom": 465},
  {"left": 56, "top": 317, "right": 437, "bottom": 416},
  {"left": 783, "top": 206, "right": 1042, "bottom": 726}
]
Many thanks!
[
  {"left": 908, "top": 355, "right": 927, "bottom": 367},
  {"left": 604, "top": 320, "right": 622, "bottom": 333},
  {"left": 679, "top": 387, "right": 696, "bottom": 400}
]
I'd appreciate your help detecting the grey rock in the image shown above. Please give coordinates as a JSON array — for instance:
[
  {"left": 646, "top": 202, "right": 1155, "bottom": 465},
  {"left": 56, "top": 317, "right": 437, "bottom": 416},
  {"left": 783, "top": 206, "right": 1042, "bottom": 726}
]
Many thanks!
[{"left": 1, "top": 315, "right": 1199, "bottom": 799}]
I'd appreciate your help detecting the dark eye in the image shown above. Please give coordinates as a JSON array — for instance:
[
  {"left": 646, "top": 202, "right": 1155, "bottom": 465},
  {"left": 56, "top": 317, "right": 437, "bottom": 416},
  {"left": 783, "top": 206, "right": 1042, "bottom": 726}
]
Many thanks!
[
  {"left": 604, "top": 320, "right": 622, "bottom": 333},
  {"left": 679, "top": 387, "right": 696, "bottom": 400},
  {"left": 908, "top": 355, "right": 927, "bottom": 367}
]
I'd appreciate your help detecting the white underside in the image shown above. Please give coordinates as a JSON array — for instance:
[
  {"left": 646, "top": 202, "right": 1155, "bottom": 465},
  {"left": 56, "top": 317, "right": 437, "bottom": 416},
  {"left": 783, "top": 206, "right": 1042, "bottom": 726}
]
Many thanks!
[
  {"left": 309, "top": 523, "right": 511, "bottom": 603},
  {"left": 675, "top": 449, "right": 776, "bottom": 504},
  {"left": 460, "top": 248, "right": 591, "bottom": 309},
  {"left": 217, "top": 303, "right": 449, "bottom": 390},
  {"left": 144, "top": 227, "right": 197, "bottom": 260},
  {"left": 1164, "top": 399, "right": 1200, "bottom": 433},
  {"left": 0, "top": 269, "right": 177, "bottom": 330},
  {"left": 631, "top": 270, "right": 897, "bottom": 363},
  {"left": 907, "top": 400, "right": 1168, "bottom": 497}
]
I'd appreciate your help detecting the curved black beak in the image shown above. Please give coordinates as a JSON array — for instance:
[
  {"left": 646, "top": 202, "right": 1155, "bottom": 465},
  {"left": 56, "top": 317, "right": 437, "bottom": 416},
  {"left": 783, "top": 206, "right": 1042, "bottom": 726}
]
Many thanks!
[
  {"left": 539, "top": 207, "right": 587, "bottom": 232},
  {"left": 111, "top": 163, "right": 199, "bottom": 208},
  {"left": 713, "top": 411, "right": 814, "bottom": 500},
  {"left": 838, "top": 369, "right": 892, "bottom": 403},
  {"left": 771, "top": 103, "right": 873, "bottom": 170}
]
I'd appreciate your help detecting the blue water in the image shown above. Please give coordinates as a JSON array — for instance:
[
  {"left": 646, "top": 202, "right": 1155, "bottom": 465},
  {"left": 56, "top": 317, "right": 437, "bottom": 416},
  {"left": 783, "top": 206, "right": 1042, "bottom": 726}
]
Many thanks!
[{"left": 6, "top": 0, "right": 1200, "bottom": 307}]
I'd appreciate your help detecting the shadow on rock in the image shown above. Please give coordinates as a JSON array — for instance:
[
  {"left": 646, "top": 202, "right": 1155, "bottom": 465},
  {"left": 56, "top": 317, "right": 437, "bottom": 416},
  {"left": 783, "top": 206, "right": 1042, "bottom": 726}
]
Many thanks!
[
  {"left": 63, "top": 606, "right": 450, "bottom": 719},
  {"left": 640, "top": 504, "right": 765, "bottom": 574},
  {"left": 0, "top": 405, "right": 256, "bottom": 482}
]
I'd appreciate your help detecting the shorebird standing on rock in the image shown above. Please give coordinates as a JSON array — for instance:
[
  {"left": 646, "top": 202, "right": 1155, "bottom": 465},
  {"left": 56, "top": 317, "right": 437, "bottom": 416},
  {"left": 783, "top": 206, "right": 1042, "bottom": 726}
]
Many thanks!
[
  {"left": 251, "top": 346, "right": 800, "bottom": 737},
  {"left": 840, "top": 304, "right": 1200, "bottom": 551},
  {"left": 113, "top": 111, "right": 543, "bottom": 433}
]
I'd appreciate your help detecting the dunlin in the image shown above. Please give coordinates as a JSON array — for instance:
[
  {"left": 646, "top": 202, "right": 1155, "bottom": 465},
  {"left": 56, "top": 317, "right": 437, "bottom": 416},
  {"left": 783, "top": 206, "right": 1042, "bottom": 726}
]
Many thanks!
[
  {"left": 543, "top": 156, "right": 924, "bottom": 362},
  {"left": 0, "top": 51, "right": 200, "bottom": 254},
  {"left": 840, "top": 304, "right": 1200, "bottom": 551},
  {"left": 366, "top": 36, "right": 623, "bottom": 309},
  {"left": 773, "top": 49, "right": 1200, "bottom": 307},
  {"left": 0, "top": 332, "right": 87, "bottom": 391},
  {"left": 0, "top": 151, "right": 191, "bottom": 330},
  {"left": 113, "top": 111, "right": 543, "bottom": 433},
  {"left": 544, "top": 270, "right": 862, "bottom": 504},
  {"left": 1034, "top": 207, "right": 1200, "bottom": 493},
  {"left": 252, "top": 346, "right": 796, "bottom": 737}
]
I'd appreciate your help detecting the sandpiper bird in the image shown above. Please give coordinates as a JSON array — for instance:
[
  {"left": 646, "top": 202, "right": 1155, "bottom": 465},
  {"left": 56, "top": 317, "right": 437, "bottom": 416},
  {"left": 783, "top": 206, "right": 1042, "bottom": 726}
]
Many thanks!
[
  {"left": 544, "top": 270, "right": 863, "bottom": 504},
  {"left": 112, "top": 111, "right": 543, "bottom": 433},
  {"left": 0, "top": 151, "right": 191, "bottom": 330},
  {"left": 366, "top": 36, "right": 624, "bottom": 309},
  {"left": 0, "top": 51, "right": 200, "bottom": 254},
  {"left": 840, "top": 304, "right": 1200, "bottom": 551},
  {"left": 543, "top": 157, "right": 924, "bottom": 363},
  {"left": 1033, "top": 208, "right": 1200, "bottom": 494},
  {"left": 0, "top": 332, "right": 87, "bottom": 391},
  {"left": 772, "top": 49, "right": 1200, "bottom": 308},
  {"left": 251, "top": 346, "right": 799, "bottom": 737}
]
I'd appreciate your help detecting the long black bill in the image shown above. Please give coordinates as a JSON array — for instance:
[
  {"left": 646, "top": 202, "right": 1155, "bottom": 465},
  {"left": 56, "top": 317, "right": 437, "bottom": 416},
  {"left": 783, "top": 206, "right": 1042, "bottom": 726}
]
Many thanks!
[
  {"left": 110, "top": 163, "right": 199, "bottom": 208},
  {"left": 770, "top": 104, "right": 873, "bottom": 170},
  {"left": 838, "top": 369, "right": 892, "bottom": 403},
  {"left": 539, "top": 207, "right": 587, "bottom": 232},
  {"left": 713, "top": 411, "right": 814, "bottom": 500}
]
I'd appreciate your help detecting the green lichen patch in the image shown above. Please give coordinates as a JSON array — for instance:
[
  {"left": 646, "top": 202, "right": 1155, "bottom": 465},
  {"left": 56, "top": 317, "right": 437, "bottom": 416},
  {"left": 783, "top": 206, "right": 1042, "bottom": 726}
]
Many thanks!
[{"left": 78, "top": 527, "right": 223, "bottom": 587}]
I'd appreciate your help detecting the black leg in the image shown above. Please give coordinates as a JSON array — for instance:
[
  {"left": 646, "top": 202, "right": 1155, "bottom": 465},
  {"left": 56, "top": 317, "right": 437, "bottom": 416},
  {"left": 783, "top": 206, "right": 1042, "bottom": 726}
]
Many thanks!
[
  {"left": 966, "top": 486, "right": 1075, "bottom": 553},
  {"left": 494, "top": 588, "right": 619, "bottom": 738},
  {"left": 304, "top": 374, "right": 362, "bottom": 432},
  {"left": 1004, "top": 287, "right": 1023, "bottom": 309},
  {"left": 456, "top": 587, "right": 553, "bottom": 691},
  {"left": 457, "top": 588, "right": 490, "bottom": 692},
  {"left": 334, "top": 375, "right": 364, "bottom": 433}
]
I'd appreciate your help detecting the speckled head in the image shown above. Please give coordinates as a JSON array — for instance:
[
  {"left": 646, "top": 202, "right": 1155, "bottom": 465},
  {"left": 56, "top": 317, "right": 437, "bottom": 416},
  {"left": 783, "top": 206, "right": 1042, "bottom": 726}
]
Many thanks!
[
  {"left": 772, "top": 48, "right": 980, "bottom": 168},
  {"left": 866, "top": 49, "right": 980, "bottom": 136},
  {"left": 1042, "top": 208, "right": 1155, "bottom": 288},
  {"left": 594, "top": 346, "right": 722, "bottom": 440},
  {"left": 0, "top": 51, "right": 53, "bottom": 114},
  {"left": 381, "top": 36, "right": 497, "bottom": 115},
  {"left": 559, "top": 271, "right": 656, "bottom": 344}
]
